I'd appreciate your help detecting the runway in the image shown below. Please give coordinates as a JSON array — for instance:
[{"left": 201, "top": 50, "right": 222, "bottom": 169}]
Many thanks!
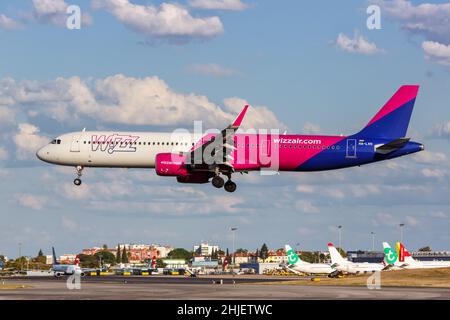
[{"left": 1, "top": 275, "right": 450, "bottom": 300}]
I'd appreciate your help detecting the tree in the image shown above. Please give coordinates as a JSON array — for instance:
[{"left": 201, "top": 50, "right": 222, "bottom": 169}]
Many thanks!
[
  {"left": 155, "top": 259, "right": 166, "bottom": 268},
  {"left": 167, "top": 248, "right": 192, "bottom": 261},
  {"left": 337, "top": 247, "right": 346, "bottom": 257},
  {"left": 102, "top": 244, "right": 108, "bottom": 250},
  {"left": 37, "top": 249, "right": 44, "bottom": 257},
  {"left": 259, "top": 243, "right": 269, "bottom": 262},
  {"left": 121, "top": 246, "right": 129, "bottom": 263},
  {"left": 116, "top": 244, "right": 121, "bottom": 263},
  {"left": 78, "top": 254, "right": 98, "bottom": 268},
  {"left": 235, "top": 248, "right": 248, "bottom": 254},
  {"left": 419, "top": 246, "right": 432, "bottom": 252},
  {"left": 211, "top": 249, "right": 218, "bottom": 260},
  {"left": 94, "top": 251, "right": 116, "bottom": 265}
]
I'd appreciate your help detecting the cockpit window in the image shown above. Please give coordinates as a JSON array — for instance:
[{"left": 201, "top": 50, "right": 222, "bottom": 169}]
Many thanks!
[
  {"left": 51, "top": 139, "right": 62, "bottom": 145},
  {"left": 51, "top": 139, "right": 57, "bottom": 144}
]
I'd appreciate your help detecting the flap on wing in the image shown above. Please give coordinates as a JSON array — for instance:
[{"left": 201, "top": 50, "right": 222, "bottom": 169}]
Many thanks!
[{"left": 375, "top": 138, "right": 410, "bottom": 154}]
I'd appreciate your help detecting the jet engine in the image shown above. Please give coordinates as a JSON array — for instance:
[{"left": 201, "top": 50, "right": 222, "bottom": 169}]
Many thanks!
[{"left": 155, "top": 153, "right": 189, "bottom": 176}]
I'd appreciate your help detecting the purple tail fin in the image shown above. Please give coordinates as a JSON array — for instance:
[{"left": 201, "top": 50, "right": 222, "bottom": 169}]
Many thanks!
[{"left": 356, "top": 85, "right": 419, "bottom": 139}]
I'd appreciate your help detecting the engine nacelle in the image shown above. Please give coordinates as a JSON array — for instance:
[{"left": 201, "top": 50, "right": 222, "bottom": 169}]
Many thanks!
[
  {"left": 155, "top": 153, "right": 189, "bottom": 176},
  {"left": 176, "top": 173, "right": 210, "bottom": 184}
]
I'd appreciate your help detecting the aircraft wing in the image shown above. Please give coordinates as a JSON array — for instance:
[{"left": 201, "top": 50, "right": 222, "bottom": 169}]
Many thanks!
[
  {"left": 186, "top": 105, "right": 249, "bottom": 173},
  {"left": 375, "top": 138, "right": 410, "bottom": 154}
]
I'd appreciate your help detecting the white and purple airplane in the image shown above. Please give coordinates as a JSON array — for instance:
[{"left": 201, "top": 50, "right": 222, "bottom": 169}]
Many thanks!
[{"left": 36, "top": 85, "right": 424, "bottom": 192}]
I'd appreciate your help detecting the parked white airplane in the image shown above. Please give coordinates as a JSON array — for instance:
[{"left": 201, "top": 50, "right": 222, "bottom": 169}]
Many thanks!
[
  {"left": 327, "top": 243, "right": 385, "bottom": 274},
  {"left": 284, "top": 244, "right": 335, "bottom": 275},
  {"left": 383, "top": 242, "right": 450, "bottom": 269}
]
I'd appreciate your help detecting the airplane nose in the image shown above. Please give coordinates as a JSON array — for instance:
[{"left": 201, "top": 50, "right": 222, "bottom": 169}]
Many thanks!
[
  {"left": 36, "top": 147, "right": 49, "bottom": 161},
  {"left": 36, "top": 148, "right": 43, "bottom": 160}
]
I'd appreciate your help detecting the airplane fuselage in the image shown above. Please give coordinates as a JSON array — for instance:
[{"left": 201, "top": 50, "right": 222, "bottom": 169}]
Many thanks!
[{"left": 36, "top": 131, "right": 424, "bottom": 172}]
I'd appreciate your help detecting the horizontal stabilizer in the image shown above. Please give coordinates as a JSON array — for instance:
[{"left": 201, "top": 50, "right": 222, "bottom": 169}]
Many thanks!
[{"left": 375, "top": 138, "right": 410, "bottom": 154}]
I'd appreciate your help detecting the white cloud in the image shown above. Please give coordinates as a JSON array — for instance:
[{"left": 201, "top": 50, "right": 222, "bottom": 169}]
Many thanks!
[
  {"left": 13, "top": 123, "right": 49, "bottom": 160},
  {"left": 430, "top": 211, "right": 448, "bottom": 219},
  {"left": 421, "top": 168, "right": 446, "bottom": 178},
  {"left": 295, "top": 200, "right": 319, "bottom": 214},
  {"left": 350, "top": 184, "right": 381, "bottom": 198},
  {"left": 0, "top": 75, "right": 285, "bottom": 130},
  {"left": 92, "top": 0, "right": 223, "bottom": 39},
  {"left": 0, "top": 106, "right": 16, "bottom": 125},
  {"left": 32, "top": 0, "right": 92, "bottom": 27},
  {"left": 187, "top": 63, "right": 239, "bottom": 77},
  {"left": 0, "top": 147, "right": 8, "bottom": 160},
  {"left": 15, "top": 193, "right": 47, "bottom": 210},
  {"left": 297, "top": 227, "right": 317, "bottom": 237},
  {"left": 0, "top": 14, "right": 24, "bottom": 30},
  {"left": 302, "top": 122, "right": 321, "bottom": 134},
  {"left": 223, "top": 97, "right": 287, "bottom": 130},
  {"left": 375, "top": 212, "right": 400, "bottom": 227},
  {"left": 405, "top": 215, "right": 420, "bottom": 227},
  {"left": 189, "top": 0, "right": 248, "bottom": 11},
  {"left": 376, "top": 0, "right": 450, "bottom": 43},
  {"left": 413, "top": 150, "right": 447, "bottom": 164},
  {"left": 336, "top": 32, "right": 384, "bottom": 55},
  {"left": 422, "top": 41, "right": 450, "bottom": 67},
  {"left": 296, "top": 185, "right": 315, "bottom": 193},
  {"left": 61, "top": 216, "right": 78, "bottom": 231},
  {"left": 325, "top": 188, "right": 345, "bottom": 200},
  {"left": 432, "top": 121, "right": 450, "bottom": 139}
]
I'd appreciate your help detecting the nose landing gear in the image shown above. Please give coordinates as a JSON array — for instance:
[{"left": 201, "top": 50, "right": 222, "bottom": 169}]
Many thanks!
[{"left": 74, "top": 166, "right": 83, "bottom": 186}]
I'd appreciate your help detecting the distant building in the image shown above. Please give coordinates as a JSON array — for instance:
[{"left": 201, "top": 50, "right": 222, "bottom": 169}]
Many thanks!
[
  {"left": 411, "top": 250, "right": 450, "bottom": 261},
  {"left": 239, "top": 262, "right": 281, "bottom": 274},
  {"left": 153, "top": 245, "right": 174, "bottom": 258},
  {"left": 234, "top": 253, "right": 251, "bottom": 264},
  {"left": 348, "top": 249, "right": 450, "bottom": 263},
  {"left": 191, "top": 257, "right": 219, "bottom": 268},
  {"left": 163, "top": 259, "right": 187, "bottom": 269},
  {"left": 59, "top": 254, "right": 77, "bottom": 264},
  {"left": 81, "top": 243, "right": 173, "bottom": 263},
  {"left": 45, "top": 255, "right": 53, "bottom": 265},
  {"left": 193, "top": 243, "right": 220, "bottom": 256}
]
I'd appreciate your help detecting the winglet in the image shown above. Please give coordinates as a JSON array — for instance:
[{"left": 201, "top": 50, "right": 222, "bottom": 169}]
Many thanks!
[
  {"left": 231, "top": 105, "right": 249, "bottom": 128},
  {"left": 327, "top": 243, "right": 334, "bottom": 247}
]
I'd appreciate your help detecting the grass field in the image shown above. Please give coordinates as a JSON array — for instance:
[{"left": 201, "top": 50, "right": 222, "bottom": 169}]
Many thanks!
[{"left": 271, "top": 268, "right": 450, "bottom": 288}]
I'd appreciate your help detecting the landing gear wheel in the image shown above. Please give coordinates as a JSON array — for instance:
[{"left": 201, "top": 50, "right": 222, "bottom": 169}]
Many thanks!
[
  {"left": 212, "top": 176, "right": 225, "bottom": 188},
  {"left": 74, "top": 165, "right": 84, "bottom": 186},
  {"left": 224, "top": 180, "right": 237, "bottom": 193}
]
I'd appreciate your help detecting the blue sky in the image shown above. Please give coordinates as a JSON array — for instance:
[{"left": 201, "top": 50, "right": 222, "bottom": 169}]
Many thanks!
[{"left": 1, "top": 0, "right": 450, "bottom": 258}]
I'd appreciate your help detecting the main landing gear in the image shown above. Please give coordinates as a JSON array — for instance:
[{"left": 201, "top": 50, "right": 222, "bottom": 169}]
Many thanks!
[
  {"left": 211, "top": 173, "right": 237, "bottom": 193},
  {"left": 74, "top": 166, "right": 83, "bottom": 186}
]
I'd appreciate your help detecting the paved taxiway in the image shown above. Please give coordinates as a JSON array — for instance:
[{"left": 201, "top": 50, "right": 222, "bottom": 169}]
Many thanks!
[{"left": 1, "top": 275, "right": 450, "bottom": 299}]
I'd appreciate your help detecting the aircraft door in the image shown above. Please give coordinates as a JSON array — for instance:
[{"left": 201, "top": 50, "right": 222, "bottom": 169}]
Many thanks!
[
  {"left": 70, "top": 134, "right": 81, "bottom": 152},
  {"left": 346, "top": 139, "right": 357, "bottom": 158}
]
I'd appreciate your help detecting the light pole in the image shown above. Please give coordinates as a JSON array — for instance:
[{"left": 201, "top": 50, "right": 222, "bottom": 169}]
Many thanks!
[
  {"left": 371, "top": 232, "right": 375, "bottom": 251},
  {"left": 18, "top": 242, "right": 22, "bottom": 271},
  {"left": 399, "top": 223, "right": 405, "bottom": 243},
  {"left": 337, "top": 225, "right": 342, "bottom": 251},
  {"left": 230, "top": 227, "right": 237, "bottom": 267}
]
